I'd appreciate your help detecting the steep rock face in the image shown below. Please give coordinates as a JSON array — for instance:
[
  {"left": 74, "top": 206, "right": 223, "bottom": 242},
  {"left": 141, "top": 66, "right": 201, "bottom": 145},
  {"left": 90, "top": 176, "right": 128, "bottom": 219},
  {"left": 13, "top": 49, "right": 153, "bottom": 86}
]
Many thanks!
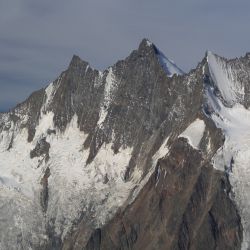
[
  {"left": 0, "top": 39, "right": 246, "bottom": 249},
  {"left": 205, "top": 52, "right": 250, "bottom": 107},
  {"left": 45, "top": 39, "right": 200, "bottom": 166},
  {"left": 81, "top": 139, "right": 242, "bottom": 250}
]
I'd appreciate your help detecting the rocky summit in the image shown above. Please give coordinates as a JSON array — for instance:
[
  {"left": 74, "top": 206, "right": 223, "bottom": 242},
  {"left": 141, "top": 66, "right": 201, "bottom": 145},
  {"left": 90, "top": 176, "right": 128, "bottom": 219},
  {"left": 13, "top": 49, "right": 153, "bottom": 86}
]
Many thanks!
[{"left": 0, "top": 38, "right": 250, "bottom": 249}]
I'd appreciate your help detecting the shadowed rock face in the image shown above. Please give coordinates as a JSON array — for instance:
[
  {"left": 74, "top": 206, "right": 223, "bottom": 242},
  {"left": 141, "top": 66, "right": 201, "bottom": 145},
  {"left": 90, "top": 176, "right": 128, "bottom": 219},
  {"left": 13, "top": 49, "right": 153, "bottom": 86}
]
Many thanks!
[{"left": 0, "top": 39, "right": 245, "bottom": 249}]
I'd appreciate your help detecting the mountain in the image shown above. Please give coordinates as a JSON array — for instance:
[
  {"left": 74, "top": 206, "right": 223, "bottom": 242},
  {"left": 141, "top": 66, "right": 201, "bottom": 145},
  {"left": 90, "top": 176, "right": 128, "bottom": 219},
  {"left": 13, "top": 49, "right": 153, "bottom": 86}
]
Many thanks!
[{"left": 0, "top": 39, "right": 249, "bottom": 249}]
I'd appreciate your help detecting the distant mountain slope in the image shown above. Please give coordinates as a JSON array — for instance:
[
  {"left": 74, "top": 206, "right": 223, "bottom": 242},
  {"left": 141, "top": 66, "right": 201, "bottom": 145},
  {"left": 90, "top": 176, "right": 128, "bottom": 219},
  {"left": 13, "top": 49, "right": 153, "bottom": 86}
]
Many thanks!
[{"left": 0, "top": 39, "right": 248, "bottom": 250}]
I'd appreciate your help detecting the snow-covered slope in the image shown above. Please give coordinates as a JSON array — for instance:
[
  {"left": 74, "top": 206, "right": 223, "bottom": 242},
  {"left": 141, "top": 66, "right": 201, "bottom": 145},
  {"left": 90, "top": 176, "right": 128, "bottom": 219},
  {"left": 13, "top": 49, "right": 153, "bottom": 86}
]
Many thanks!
[
  {"left": 179, "top": 118, "right": 205, "bottom": 149},
  {"left": 206, "top": 52, "right": 250, "bottom": 249}
]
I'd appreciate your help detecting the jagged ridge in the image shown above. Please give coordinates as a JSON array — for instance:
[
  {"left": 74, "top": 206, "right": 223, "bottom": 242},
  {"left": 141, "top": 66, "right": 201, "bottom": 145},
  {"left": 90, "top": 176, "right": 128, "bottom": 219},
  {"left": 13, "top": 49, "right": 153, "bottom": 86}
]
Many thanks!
[{"left": 0, "top": 39, "right": 247, "bottom": 250}]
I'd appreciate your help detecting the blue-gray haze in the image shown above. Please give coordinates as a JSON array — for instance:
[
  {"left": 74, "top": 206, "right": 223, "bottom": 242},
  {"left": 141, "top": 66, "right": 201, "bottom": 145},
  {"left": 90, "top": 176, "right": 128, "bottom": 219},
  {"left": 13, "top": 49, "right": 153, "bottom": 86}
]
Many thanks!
[{"left": 0, "top": 0, "right": 249, "bottom": 111}]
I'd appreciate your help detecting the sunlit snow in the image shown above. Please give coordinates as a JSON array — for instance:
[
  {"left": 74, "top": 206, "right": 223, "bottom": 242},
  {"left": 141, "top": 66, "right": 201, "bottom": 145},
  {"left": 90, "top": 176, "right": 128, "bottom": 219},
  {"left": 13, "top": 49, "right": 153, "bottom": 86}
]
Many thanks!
[
  {"left": 97, "top": 68, "right": 117, "bottom": 127},
  {"left": 179, "top": 119, "right": 205, "bottom": 149},
  {"left": 207, "top": 51, "right": 244, "bottom": 105},
  {"left": 206, "top": 55, "right": 250, "bottom": 249}
]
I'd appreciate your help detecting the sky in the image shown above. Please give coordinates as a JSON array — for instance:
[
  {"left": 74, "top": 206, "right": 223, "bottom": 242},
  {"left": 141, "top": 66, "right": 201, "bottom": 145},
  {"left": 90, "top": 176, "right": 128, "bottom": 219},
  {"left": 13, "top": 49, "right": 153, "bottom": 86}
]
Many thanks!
[{"left": 0, "top": 0, "right": 250, "bottom": 111}]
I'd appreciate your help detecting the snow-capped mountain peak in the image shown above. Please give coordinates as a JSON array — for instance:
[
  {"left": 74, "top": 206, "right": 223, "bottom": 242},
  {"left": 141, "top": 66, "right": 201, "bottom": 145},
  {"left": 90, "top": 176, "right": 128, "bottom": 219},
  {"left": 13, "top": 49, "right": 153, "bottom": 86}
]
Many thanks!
[{"left": 0, "top": 40, "right": 248, "bottom": 250}]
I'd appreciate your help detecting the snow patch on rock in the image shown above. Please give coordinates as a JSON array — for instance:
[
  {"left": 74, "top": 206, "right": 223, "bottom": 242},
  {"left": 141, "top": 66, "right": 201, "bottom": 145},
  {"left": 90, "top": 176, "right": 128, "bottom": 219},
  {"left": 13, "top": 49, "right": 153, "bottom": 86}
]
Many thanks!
[
  {"left": 179, "top": 119, "right": 205, "bottom": 149},
  {"left": 152, "top": 137, "right": 169, "bottom": 166},
  {"left": 97, "top": 68, "right": 117, "bottom": 127},
  {"left": 44, "top": 83, "right": 54, "bottom": 107},
  {"left": 146, "top": 39, "right": 152, "bottom": 47},
  {"left": 130, "top": 136, "right": 170, "bottom": 203}
]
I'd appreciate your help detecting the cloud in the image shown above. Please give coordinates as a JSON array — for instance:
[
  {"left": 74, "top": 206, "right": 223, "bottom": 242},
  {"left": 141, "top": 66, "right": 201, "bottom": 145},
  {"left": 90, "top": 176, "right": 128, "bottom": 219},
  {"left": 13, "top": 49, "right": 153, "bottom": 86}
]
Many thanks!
[{"left": 0, "top": 0, "right": 250, "bottom": 111}]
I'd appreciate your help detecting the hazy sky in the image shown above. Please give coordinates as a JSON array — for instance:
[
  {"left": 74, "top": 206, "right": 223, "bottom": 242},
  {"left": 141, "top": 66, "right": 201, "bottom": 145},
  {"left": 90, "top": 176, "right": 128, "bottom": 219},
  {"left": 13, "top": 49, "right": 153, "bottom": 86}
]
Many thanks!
[{"left": 1, "top": 0, "right": 250, "bottom": 111}]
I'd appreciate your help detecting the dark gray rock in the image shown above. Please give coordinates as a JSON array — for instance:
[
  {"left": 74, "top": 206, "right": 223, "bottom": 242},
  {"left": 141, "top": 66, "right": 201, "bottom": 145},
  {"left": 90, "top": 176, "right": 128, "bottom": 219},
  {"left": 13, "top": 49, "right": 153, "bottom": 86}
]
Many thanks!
[{"left": 30, "top": 137, "right": 50, "bottom": 160}]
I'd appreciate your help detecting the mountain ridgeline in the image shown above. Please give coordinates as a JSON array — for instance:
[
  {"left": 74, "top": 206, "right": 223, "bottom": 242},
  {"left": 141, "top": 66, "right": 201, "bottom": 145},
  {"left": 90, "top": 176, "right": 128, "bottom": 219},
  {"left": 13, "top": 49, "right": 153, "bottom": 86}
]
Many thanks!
[{"left": 1, "top": 39, "right": 250, "bottom": 249}]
